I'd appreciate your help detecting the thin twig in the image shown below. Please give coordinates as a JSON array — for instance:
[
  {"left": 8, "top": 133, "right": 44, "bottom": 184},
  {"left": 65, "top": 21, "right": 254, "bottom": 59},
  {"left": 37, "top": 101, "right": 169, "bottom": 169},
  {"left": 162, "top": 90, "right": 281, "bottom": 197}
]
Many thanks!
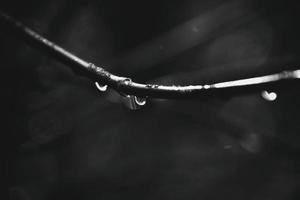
[{"left": 0, "top": 10, "right": 299, "bottom": 99}]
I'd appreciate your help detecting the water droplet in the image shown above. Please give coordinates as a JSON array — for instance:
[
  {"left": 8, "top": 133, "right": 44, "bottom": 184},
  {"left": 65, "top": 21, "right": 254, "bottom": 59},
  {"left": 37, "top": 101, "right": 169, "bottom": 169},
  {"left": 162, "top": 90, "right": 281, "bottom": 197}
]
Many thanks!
[
  {"left": 122, "top": 78, "right": 132, "bottom": 85},
  {"left": 121, "top": 95, "right": 146, "bottom": 110},
  {"left": 95, "top": 82, "right": 108, "bottom": 92},
  {"left": 203, "top": 85, "right": 210, "bottom": 89},
  {"left": 261, "top": 90, "right": 277, "bottom": 101},
  {"left": 134, "top": 96, "right": 147, "bottom": 106}
]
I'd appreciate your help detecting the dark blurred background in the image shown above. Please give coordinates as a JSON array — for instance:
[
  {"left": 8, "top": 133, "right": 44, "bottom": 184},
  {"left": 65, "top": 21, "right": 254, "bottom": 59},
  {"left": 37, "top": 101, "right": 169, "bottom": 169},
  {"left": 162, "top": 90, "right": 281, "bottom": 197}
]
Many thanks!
[{"left": 1, "top": 0, "right": 300, "bottom": 199}]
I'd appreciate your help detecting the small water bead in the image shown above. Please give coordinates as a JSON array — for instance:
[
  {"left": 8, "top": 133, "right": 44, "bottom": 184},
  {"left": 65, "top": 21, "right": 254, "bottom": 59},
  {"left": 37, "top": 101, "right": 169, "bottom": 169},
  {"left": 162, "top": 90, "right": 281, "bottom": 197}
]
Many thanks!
[
  {"left": 122, "top": 78, "right": 132, "bottom": 86},
  {"left": 123, "top": 95, "right": 147, "bottom": 110},
  {"left": 203, "top": 85, "right": 210, "bottom": 89},
  {"left": 134, "top": 96, "right": 147, "bottom": 106},
  {"left": 261, "top": 90, "right": 277, "bottom": 101},
  {"left": 95, "top": 82, "right": 108, "bottom": 92}
]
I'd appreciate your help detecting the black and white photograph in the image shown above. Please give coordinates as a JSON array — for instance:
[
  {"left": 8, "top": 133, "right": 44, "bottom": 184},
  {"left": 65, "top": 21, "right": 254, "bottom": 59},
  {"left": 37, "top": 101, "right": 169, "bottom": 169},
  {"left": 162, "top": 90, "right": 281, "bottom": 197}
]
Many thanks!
[{"left": 2, "top": 0, "right": 300, "bottom": 199}]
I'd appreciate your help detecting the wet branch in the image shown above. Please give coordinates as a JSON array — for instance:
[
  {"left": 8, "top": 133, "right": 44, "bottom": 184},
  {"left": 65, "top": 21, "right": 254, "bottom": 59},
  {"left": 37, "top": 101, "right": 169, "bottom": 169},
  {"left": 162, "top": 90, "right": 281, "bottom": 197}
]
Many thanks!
[{"left": 1, "top": 10, "right": 299, "bottom": 99}]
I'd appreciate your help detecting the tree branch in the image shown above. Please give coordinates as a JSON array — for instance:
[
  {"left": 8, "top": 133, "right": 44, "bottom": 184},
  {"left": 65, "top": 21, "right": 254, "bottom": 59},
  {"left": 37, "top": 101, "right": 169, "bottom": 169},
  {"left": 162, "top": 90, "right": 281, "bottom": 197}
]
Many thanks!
[{"left": 0, "top": 10, "right": 299, "bottom": 100}]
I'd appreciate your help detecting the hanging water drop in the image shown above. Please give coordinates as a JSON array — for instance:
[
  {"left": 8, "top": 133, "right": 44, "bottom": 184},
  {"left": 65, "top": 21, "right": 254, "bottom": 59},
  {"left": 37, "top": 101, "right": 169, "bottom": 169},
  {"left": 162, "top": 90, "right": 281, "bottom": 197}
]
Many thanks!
[
  {"left": 261, "top": 90, "right": 277, "bottom": 101},
  {"left": 95, "top": 82, "right": 108, "bottom": 92},
  {"left": 134, "top": 96, "right": 147, "bottom": 106},
  {"left": 121, "top": 95, "right": 147, "bottom": 110}
]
